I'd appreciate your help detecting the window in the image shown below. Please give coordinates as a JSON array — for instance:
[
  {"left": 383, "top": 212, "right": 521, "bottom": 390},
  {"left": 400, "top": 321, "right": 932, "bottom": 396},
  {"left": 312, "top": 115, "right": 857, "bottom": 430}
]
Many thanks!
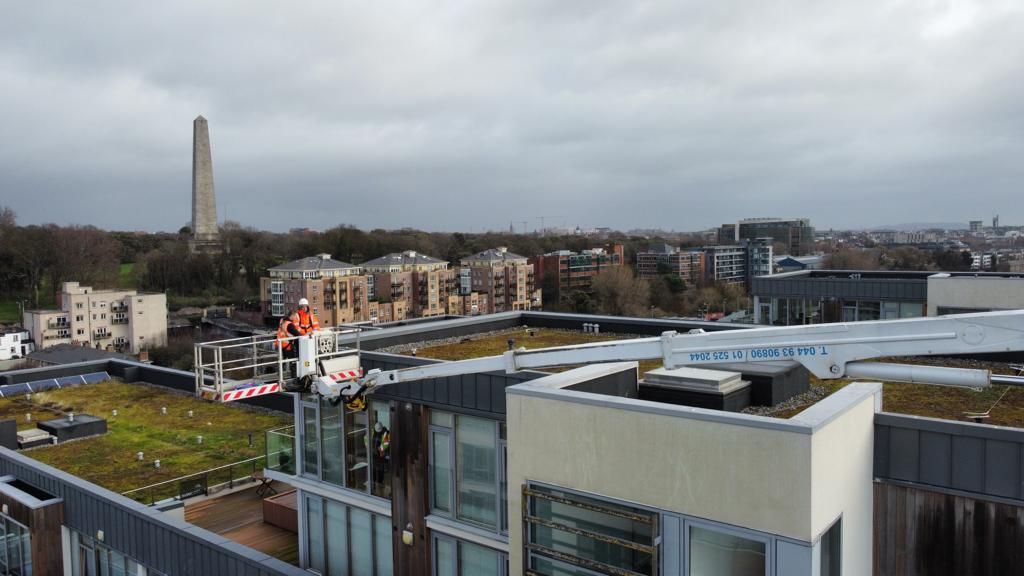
[
  {"left": 320, "top": 398, "right": 343, "bottom": 486},
  {"left": 309, "top": 398, "right": 392, "bottom": 497},
  {"left": 525, "top": 484, "right": 657, "bottom": 576},
  {"left": 688, "top": 524, "right": 766, "bottom": 576},
  {"left": 305, "top": 495, "right": 392, "bottom": 576},
  {"left": 431, "top": 427, "right": 454, "bottom": 514},
  {"left": 457, "top": 415, "right": 498, "bottom": 528},
  {"left": 820, "top": 519, "right": 841, "bottom": 576},
  {"left": 429, "top": 411, "right": 506, "bottom": 532},
  {"left": 370, "top": 401, "right": 392, "bottom": 498},
  {"left": 345, "top": 409, "right": 369, "bottom": 491},
  {"left": 433, "top": 536, "right": 507, "bottom": 576},
  {"left": 0, "top": 515, "right": 31, "bottom": 576},
  {"left": 69, "top": 530, "right": 150, "bottom": 576},
  {"left": 77, "top": 329, "right": 85, "bottom": 335},
  {"left": 302, "top": 404, "right": 320, "bottom": 477}
]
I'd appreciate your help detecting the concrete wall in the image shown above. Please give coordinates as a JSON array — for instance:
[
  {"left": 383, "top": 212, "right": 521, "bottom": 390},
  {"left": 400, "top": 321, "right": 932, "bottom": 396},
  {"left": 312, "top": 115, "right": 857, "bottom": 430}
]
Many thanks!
[
  {"left": 803, "top": 387, "right": 877, "bottom": 576},
  {"left": 506, "top": 378, "right": 879, "bottom": 575},
  {"left": 927, "top": 275, "right": 1024, "bottom": 315}
]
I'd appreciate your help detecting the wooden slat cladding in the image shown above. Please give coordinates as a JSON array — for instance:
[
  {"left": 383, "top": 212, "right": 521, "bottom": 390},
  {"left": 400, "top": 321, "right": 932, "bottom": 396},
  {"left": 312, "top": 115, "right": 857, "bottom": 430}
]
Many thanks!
[
  {"left": 874, "top": 482, "right": 1024, "bottom": 576},
  {"left": 391, "top": 402, "right": 430, "bottom": 576}
]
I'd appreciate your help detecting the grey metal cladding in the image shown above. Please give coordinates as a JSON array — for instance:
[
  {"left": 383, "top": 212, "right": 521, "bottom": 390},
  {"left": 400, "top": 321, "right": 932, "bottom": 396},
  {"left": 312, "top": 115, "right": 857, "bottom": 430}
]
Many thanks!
[
  {"left": 984, "top": 440, "right": 1020, "bottom": 498},
  {"left": 363, "top": 351, "right": 539, "bottom": 418},
  {"left": 919, "top": 431, "right": 952, "bottom": 487},
  {"left": 0, "top": 448, "right": 306, "bottom": 576},
  {"left": 875, "top": 413, "right": 1024, "bottom": 502},
  {"left": 888, "top": 427, "right": 920, "bottom": 482},
  {"left": 951, "top": 436, "right": 986, "bottom": 493}
]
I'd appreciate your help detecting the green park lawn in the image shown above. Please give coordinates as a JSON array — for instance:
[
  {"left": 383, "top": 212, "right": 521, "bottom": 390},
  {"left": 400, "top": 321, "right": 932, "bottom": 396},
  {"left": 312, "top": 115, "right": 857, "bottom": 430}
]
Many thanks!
[
  {"left": 118, "top": 263, "right": 137, "bottom": 289},
  {"left": 3, "top": 381, "right": 291, "bottom": 501}
]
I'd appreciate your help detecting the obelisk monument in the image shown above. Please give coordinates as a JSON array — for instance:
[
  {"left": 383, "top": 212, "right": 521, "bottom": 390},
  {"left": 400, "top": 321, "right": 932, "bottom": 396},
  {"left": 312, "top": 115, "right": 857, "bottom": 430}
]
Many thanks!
[{"left": 189, "top": 115, "right": 221, "bottom": 253}]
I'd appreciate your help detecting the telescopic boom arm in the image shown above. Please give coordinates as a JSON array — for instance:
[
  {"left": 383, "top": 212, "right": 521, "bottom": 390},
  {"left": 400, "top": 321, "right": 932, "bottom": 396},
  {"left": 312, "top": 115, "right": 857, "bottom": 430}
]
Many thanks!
[{"left": 316, "top": 310, "right": 1024, "bottom": 405}]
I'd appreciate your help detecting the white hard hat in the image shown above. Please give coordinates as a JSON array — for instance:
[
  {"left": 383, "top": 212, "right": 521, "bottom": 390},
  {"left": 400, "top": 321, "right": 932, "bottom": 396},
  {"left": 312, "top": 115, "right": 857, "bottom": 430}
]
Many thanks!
[{"left": 298, "top": 298, "right": 309, "bottom": 306}]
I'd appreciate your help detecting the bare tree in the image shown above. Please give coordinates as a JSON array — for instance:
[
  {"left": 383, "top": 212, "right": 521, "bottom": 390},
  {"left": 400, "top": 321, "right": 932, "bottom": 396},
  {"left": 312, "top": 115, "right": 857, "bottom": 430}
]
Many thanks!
[{"left": 590, "top": 267, "right": 650, "bottom": 317}]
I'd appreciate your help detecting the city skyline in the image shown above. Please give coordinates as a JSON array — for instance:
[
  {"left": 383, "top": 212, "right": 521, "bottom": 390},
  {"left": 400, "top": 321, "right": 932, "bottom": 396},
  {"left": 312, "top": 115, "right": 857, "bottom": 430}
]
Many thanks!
[{"left": 2, "top": 2, "right": 1023, "bottom": 233}]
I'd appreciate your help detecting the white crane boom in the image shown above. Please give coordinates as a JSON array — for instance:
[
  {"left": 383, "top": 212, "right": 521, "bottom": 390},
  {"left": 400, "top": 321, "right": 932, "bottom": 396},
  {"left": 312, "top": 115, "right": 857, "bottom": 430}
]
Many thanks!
[{"left": 317, "top": 310, "right": 1024, "bottom": 405}]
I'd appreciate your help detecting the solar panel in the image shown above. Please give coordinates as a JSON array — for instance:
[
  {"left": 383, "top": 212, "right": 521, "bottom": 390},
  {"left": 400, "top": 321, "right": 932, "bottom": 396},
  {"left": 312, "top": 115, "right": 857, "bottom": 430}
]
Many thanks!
[
  {"left": 56, "top": 375, "right": 84, "bottom": 387},
  {"left": 1, "top": 383, "right": 32, "bottom": 396},
  {"left": 0, "top": 371, "right": 110, "bottom": 397}
]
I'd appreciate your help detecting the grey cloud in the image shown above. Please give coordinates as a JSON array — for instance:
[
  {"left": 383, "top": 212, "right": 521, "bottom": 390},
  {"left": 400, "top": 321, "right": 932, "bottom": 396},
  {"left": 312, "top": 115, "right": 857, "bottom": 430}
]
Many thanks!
[{"left": 1, "top": 1, "right": 1022, "bottom": 233}]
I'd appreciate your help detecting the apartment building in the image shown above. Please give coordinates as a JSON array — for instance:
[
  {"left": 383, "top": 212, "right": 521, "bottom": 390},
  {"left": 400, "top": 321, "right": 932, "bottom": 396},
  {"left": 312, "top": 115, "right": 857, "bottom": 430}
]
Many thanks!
[
  {"left": 746, "top": 237, "right": 774, "bottom": 284},
  {"left": 259, "top": 316, "right": 901, "bottom": 576},
  {"left": 530, "top": 244, "right": 624, "bottom": 300},
  {"left": 703, "top": 245, "right": 748, "bottom": 285},
  {"left": 697, "top": 239, "right": 773, "bottom": 287},
  {"left": 719, "top": 217, "right": 815, "bottom": 256},
  {"left": 260, "top": 254, "right": 369, "bottom": 326},
  {"left": 460, "top": 247, "right": 541, "bottom": 314},
  {"left": 636, "top": 244, "right": 704, "bottom": 285},
  {"left": 363, "top": 251, "right": 456, "bottom": 319},
  {"left": 22, "top": 282, "right": 166, "bottom": 354}
]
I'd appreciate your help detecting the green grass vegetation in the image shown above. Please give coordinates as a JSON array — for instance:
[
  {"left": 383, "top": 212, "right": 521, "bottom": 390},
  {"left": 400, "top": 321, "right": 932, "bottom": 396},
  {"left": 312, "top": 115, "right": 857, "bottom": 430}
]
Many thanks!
[
  {"left": 407, "top": 328, "right": 663, "bottom": 375},
  {"left": 2, "top": 382, "right": 291, "bottom": 500},
  {"left": 411, "top": 328, "right": 1024, "bottom": 426},
  {"left": 0, "top": 300, "right": 19, "bottom": 324},
  {"left": 118, "top": 263, "right": 137, "bottom": 289}
]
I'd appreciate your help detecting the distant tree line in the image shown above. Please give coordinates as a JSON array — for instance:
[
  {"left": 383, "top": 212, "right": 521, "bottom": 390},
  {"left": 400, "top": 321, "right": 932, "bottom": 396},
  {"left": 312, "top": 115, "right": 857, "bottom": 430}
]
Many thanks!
[
  {"left": 824, "top": 245, "right": 987, "bottom": 272},
  {"left": 1, "top": 207, "right": 708, "bottom": 313}
]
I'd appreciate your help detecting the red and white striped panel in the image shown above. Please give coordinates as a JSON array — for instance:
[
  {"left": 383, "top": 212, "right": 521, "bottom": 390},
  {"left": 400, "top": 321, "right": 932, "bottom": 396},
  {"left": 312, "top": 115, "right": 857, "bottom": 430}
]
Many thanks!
[
  {"left": 221, "top": 382, "right": 281, "bottom": 402},
  {"left": 329, "top": 369, "right": 363, "bottom": 382}
]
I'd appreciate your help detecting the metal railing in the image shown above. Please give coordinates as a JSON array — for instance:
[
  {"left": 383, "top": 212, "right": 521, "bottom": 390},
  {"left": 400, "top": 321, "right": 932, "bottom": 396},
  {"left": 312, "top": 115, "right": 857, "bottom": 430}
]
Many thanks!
[
  {"left": 265, "top": 425, "right": 296, "bottom": 476},
  {"left": 194, "top": 327, "right": 363, "bottom": 400},
  {"left": 121, "top": 454, "right": 268, "bottom": 506}
]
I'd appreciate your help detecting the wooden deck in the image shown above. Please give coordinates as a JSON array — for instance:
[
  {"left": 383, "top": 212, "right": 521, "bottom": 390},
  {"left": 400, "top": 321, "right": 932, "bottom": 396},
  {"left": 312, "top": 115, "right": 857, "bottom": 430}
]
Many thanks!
[{"left": 185, "top": 484, "right": 299, "bottom": 566}]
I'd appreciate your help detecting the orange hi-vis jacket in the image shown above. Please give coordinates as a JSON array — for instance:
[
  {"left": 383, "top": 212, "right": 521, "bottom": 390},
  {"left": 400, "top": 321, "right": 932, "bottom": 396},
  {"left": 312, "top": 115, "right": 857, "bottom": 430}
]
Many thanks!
[
  {"left": 295, "top": 308, "right": 320, "bottom": 333},
  {"left": 276, "top": 317, "right": 297, "bottom": 350}
]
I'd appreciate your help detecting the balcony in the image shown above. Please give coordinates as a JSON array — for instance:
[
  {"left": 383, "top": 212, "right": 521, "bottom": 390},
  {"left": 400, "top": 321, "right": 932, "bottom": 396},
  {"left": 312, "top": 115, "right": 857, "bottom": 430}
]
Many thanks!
[
  {"left": 265, "top": 425, "right": 296, "bottom": 475},
  {"left": 93, "top": 331, "right": 112, "bottom": 340},
  {"left": 46, "top": 318, "right": 70, "bottom": 329},
  {"left": 111, "top": 318, "right": 129, "bottom": 325},
  {"left": 110, "top": 303, "right": 128, "bottom": 313}
]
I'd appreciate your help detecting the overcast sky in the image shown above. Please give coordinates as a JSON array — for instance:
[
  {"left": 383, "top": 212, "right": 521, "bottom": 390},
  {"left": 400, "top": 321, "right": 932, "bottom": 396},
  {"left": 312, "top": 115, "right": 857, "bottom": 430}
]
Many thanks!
[{"left": 1, "top": 1, "right": 1022, "bottom": 233}]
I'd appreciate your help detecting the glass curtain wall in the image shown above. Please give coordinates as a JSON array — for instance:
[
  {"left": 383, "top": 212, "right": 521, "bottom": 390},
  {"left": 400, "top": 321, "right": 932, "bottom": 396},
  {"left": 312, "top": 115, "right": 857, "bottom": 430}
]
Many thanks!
[
  {"left": 433, "top": 536, "right": 507, "bottom": 576},
  {"left": 305, "top": 495, "right": 393, "bottom": 576},
  {"left": 429, "top": 410, "right": 506, "bottom": 533},
  {"left": 302, "top": 397, "right": 392, "bottom": 499},
  {"left": 0, "top": 515, "right": 31, "bottom": 576}
]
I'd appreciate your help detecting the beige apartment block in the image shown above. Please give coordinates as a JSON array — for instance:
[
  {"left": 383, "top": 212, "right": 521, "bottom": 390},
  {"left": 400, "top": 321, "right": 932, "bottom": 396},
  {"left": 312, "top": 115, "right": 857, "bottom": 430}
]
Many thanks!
[
  {"left": 362, "top": 251, "right": 458, "bottom": 318},
  {"left": 24, "top": 282, "right": 167, "bottom": 355},
  {"left": 461, "top": 247, "right": 540, "bottom": 313},
  {"left": 261, "top": 254, "right": 368, "bottom": 325}
]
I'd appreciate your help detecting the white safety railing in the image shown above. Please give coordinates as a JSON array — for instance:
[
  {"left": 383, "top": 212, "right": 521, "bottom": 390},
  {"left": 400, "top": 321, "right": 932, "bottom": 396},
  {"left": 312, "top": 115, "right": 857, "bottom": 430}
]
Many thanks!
[{"left": 194, "top": 326, "right": 363, "bottom": 401}]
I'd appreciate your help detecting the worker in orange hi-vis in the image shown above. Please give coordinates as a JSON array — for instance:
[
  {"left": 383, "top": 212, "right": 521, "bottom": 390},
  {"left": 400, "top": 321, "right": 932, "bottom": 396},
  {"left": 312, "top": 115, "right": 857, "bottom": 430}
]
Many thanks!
[{"left": 293, "top": 298, "right": 321, "bottom": 334}]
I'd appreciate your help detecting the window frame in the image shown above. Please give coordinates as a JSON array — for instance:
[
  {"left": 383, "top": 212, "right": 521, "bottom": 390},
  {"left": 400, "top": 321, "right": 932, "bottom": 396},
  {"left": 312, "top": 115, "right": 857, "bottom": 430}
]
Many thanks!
[
  {"left": 684, "top": 518, "right": 772, "bottom": 576},
  {"left": 301, "top": 395, "right": 393, "bottom": 500},
  {"left": 429, "top": 410, "right": 506, "bottom": 535},
  {"left": 303, "top": 493, "right": 393, "bottom": 576},
  {"left": 432, "top": 534, "right": 509, "bottom": 576}
]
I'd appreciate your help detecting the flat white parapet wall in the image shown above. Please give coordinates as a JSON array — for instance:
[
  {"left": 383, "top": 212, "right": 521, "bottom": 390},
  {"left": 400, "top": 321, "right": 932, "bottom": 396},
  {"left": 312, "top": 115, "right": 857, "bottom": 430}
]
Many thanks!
[{"left": 506, "top": 363, "right": 879, "bottom": 576}]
